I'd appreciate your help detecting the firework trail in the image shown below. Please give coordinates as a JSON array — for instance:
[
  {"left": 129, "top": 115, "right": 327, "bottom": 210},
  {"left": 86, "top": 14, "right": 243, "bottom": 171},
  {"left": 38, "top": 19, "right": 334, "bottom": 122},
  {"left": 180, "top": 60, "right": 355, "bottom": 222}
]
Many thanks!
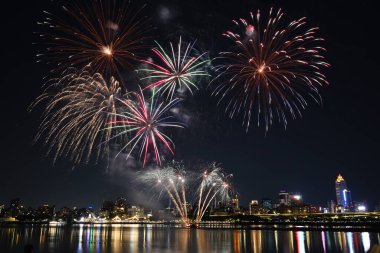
[
  {"left": 106, "top": 90, "right": 183, "bottom": 166},
  {"left": 137, "top": 163, "right": 189, "bottom": 224},
  {"left": 36, "top": 0, "right": 150, "bottom": 79},
  {"left": 137, "top": 162, "right": 232, "bottom": 225},
  {"left": 31, "top": 66, "right": 123, "bottom": 165},
  {"left": 195, "top": 163, "right": 232, "bottom": 223},
  {"left": 139, "top": 37, "right": 210, "bottom": 100},
  {"left": 212, "top": 8, "right": 330, "bottom": 131}
]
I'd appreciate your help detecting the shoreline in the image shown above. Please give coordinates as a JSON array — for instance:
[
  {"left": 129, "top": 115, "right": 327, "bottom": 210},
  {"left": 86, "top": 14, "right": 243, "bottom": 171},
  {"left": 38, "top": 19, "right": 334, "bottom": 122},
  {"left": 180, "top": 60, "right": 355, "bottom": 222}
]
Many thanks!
[{"left": 0, "top": 220, "right": 379, "bottom": 232}]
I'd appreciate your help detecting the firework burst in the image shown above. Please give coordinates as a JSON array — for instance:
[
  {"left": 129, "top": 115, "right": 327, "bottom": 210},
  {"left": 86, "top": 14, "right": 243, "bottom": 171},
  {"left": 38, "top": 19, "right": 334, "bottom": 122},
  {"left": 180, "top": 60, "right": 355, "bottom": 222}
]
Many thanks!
[
  {"left": 195, "top": 163, "right": 232, "bottom": 223},
  {"left": 36, "top": 0, "right": 150, "bottom": 79},
  {"left": 31, "top": 66, "right": 123, "bottom": 165},
  {"left": 137, "top": 162, "right": 232, "bottom": 225},
  {"left": 212, "top": 7, "right": 330, "bottom": 131},
  {"left": 140, "top": 37, "right": 210, "bottom": 100},
  {"left": 107, "top": 90, "right": 183, "bottom": 166},
  {"left": 137, "top": 162, "right": 190, "bottom": 224}
]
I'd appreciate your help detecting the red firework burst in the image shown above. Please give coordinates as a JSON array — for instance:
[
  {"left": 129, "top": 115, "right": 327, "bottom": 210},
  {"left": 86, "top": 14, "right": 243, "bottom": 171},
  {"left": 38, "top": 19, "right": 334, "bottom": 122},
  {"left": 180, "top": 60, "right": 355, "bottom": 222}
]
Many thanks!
[
  {"left": 212, "top": 7, "right": 330, "bottom": 131},
  {"left": 107, "top": 90, "right": 183, "bottom": 166}
]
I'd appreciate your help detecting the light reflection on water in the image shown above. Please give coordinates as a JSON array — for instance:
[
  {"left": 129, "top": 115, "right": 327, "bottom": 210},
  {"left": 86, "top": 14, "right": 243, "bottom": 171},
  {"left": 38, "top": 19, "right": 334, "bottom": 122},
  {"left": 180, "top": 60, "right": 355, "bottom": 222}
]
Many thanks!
[{"left": 0, "top": 224, "right": 379, "bottom": 253}]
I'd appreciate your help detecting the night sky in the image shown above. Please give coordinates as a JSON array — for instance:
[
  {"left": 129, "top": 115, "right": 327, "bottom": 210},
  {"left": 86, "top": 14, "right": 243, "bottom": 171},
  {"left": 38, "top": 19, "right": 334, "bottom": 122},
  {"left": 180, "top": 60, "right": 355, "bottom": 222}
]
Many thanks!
[{"left": 0, "top": 0, "right": 379, "bottom": 210}]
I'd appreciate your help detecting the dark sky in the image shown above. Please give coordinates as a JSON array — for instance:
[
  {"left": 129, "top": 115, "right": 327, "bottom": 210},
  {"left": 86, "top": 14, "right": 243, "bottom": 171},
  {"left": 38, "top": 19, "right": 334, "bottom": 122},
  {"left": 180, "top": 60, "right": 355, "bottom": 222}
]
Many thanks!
[{"left": 0, "top": 0, "right": 379, "bottom": 210}]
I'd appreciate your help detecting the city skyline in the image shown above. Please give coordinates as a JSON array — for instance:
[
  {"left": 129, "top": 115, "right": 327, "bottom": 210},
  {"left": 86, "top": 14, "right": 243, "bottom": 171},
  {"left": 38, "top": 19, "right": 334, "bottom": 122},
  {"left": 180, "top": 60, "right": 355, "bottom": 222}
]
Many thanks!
[
  {"left": 1, "top": 173, "right": 373, "bottom": 212},
  {"left": 0, "top": 0, "right": 379, "bottom": 214}
]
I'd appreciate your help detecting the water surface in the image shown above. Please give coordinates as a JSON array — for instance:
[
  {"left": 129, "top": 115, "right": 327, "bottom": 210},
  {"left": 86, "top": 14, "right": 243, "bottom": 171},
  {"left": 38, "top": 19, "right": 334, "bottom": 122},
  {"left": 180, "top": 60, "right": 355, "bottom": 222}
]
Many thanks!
[{"left": 1, "top": 224, "right": 379, "bottom": 253}]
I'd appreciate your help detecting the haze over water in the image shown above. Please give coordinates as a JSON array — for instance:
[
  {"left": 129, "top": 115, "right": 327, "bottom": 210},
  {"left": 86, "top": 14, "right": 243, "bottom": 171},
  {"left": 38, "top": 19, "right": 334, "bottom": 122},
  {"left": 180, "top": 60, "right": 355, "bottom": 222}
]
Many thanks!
[{"left": 1, "top": 224, "right": 379, "bottom": 253}]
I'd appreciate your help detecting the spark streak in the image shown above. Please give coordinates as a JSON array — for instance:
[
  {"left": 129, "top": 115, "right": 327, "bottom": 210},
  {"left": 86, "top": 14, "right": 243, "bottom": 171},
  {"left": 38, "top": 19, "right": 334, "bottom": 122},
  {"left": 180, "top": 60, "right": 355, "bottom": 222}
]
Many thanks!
[
  {"left": 212, "top": 8, "right": 330, "bottom": 131},
  {"left": 140, "top": 37, "right": 210, "bottom": 100}
]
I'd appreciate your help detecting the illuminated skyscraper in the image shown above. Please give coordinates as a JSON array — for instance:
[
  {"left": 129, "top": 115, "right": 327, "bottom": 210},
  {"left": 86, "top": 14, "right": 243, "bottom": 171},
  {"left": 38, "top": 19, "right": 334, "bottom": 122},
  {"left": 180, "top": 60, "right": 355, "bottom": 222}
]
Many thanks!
[
  {"left": 335, "top": 174, "right": 352, "bottom": 210},
  {"left": 231, "top": 195, "right": 240, "bottom": 212},
  {"left": 249, "top": 200, "right": 259, "bottom": 214},
  {"left": 278, "top": 191, "right": 290, "bottom": 206},
  {"left": 261, "top": 198, "right": 273, "bottom": 210}
]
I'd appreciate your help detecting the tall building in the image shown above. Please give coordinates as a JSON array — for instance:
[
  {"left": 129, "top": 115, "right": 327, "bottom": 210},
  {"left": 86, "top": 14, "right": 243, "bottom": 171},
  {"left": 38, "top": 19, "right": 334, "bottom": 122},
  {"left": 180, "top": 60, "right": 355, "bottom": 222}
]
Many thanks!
[
  {"left": 0, "top": 204, "right": 4, "bottom": 216},
  {"left": 278, "top": 191, "right": 290, "bottom": 206},
  {"left": 9, "top": 198, "right": 23, "bottom": 217},
  {"left": 327, "top": 200, "right": 336, "bottom": 213},
  {"left": 375, "top": 202, "right": 380, "bottom": 212},
  {"left": 127, "top": 206, "right": 146, "bottom": 220},
  {"left": 249, "top": 200, "right": 259, "bottom": 214},
  {"left": 261, "top": 198, "right": 273, "bottom": 210},
  {"left": 231, "top": 195, "right": 240, "bottom": 211},
  {"left": 335, "top": 174, "right": 352, "bottom": 211}
]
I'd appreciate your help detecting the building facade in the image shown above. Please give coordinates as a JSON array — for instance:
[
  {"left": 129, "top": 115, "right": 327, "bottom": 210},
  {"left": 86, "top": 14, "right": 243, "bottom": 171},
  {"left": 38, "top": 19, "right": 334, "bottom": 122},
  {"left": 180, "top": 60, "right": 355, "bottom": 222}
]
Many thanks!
[
  {"left": 335, "top": 174, "right": 352, "bottom": 211},
  {"left": 278, "top": 191, "right": 290, "bottom": 206},
  {"left": 261, "top": 198, "right": 273, "bottom": 210}
]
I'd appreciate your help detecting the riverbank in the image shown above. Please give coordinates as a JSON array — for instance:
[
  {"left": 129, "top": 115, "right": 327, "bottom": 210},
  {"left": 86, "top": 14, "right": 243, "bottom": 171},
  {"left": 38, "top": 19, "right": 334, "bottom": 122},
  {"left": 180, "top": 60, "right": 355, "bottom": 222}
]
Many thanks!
[{"left": 0, "top": 220, "right": 379, "bottom": 232}]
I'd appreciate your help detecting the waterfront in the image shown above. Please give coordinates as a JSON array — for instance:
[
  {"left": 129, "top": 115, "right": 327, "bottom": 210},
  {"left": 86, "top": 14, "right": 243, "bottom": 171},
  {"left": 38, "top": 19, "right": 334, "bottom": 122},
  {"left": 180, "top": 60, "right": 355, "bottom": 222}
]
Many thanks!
[{"left": 1, "top": 224, "right": 379, "bottom": 253}]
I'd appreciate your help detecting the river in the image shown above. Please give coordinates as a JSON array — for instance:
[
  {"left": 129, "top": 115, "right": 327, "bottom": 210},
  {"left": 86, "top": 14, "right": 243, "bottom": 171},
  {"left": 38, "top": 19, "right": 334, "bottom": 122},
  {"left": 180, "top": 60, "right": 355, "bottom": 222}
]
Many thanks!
[{"left": 1, "top": 224, "right": 379, "bottom": 252}]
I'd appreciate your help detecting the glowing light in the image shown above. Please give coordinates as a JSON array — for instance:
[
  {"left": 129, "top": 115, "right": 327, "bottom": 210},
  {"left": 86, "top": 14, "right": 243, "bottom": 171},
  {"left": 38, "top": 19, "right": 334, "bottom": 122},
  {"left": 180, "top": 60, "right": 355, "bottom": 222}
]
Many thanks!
[
  {"left": 293, "top": 195, "right": 301, "bottom": 201},
  {"left": 321, "top": 231, "right": 326, "bottom": 253},
  {"left": 343, "top": 189, "right": 347, "bottom": 202},
  {"left": 257, "top": 64, "right": 265, "bottom": 73},
  {"left": 102, "top": 46, "right": 113, "bottom": 56},
  {"left": 336, "top": 174, "right": 345, "bottom": 183},
  {"left": 245, "top": 25, "right": 254, "bottom": 36},
  {"left": 347, "top": 232, "right": 354, "bottom": 253},
  {"left": 361, "top": 232, "right": 371, "bottom": 252},
  {"left": 296, "top": 231, "right": 306, "bottom": 253}
]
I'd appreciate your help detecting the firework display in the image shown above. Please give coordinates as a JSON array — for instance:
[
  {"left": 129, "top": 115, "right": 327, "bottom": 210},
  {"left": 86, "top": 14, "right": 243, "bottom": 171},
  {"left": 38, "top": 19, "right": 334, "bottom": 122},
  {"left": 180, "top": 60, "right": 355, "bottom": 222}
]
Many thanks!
[
  {"left": 140, "top": 37, "right": 210, "bottom": 100},
  {"left": 137, "top": 162, "right": 232, "bottom": 225},
  {"left": 195, "top": 163, "right": 232, "bottom": 222},
  {"left": 137, "top": 163, "right": 189, "bottom": 223},
  {"left": 106, "top": 90, "right": 183, "bottom": 166},
  {"left": 212, "top": 8, "right": 330, "bottom": 131},
  {"left": 36, "top": 0, "right": 150, "bottom": 78},
  {"left": 31, "top": 66, "right": 122, "bottom": 165},
  {"left": 32, "top": 0, "right": 330, "bottom": 184}
]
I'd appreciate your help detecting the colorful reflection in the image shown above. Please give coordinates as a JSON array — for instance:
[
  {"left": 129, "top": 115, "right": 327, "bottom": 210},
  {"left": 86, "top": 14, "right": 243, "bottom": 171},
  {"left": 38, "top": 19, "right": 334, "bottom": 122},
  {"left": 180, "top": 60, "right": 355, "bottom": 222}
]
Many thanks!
[
  {"left": 362, "top": 232, "right": 371, "bottom": 252},
  {"left": 296, "top": 231, "right": 306, "bottom": 253},
  {"left": 0, "top": 225, "right": 379, "bottom": 253}
]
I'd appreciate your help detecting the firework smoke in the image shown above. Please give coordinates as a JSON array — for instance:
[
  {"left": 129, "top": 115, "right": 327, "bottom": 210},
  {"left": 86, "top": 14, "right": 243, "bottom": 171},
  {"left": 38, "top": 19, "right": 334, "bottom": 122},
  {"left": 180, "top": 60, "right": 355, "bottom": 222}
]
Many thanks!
[{"left": 137, "top": 162, "right": 232, "bottom": 225}]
